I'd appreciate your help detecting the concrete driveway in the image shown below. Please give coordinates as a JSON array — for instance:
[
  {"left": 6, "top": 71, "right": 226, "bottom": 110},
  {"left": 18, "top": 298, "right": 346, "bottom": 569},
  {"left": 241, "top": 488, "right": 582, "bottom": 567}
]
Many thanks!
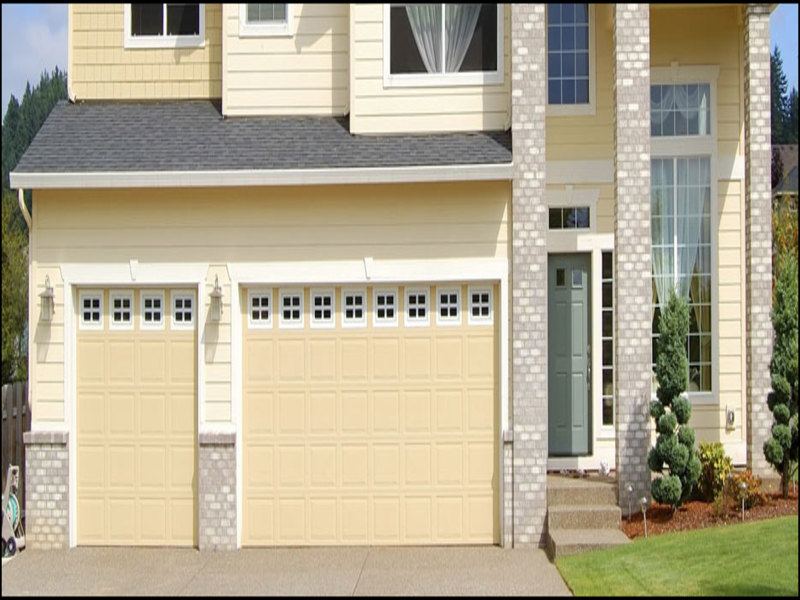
[{"left": 1, "top": 546, "right": 571, "bottom": 596}]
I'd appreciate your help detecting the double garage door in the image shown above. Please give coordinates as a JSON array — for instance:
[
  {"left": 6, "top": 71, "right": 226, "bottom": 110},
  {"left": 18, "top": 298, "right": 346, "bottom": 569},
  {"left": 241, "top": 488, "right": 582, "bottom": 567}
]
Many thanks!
[
  {"left": 242, "top": 283, "right": 499, "bottom": 545},
  {"left": 75, "top": 282, "right": 498, "bottom": 546}
]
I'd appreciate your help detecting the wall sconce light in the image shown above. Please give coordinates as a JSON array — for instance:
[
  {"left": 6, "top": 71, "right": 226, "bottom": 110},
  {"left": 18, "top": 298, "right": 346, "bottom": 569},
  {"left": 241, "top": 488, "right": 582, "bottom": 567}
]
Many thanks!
[
  {"left": 39, "top": 275, "right": 54, "bottom": 322},
  {"left": 209, "top": 275, "right": 223, "bottom": 322},
  {"left": 640, "top": 496, "right": 649, "bottom": 538}
]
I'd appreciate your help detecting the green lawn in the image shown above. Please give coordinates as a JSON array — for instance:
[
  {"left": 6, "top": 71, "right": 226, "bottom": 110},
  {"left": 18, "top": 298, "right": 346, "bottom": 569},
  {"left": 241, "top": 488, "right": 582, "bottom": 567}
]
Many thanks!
[{"left": 556, "top": 516, "right": 798, "bottom": 596}]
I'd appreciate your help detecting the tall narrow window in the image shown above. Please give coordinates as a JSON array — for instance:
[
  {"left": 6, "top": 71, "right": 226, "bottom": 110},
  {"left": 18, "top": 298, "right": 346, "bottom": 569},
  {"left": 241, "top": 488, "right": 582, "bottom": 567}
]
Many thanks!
[
  {"left": 601, "top": 252, "right": 614, "bottom": 426},
  {"left": 547, "top": 3, "right": 590, "bottom": 105},
  {"left": 651, "top": 157, "right": 712, "bottom": 392}
]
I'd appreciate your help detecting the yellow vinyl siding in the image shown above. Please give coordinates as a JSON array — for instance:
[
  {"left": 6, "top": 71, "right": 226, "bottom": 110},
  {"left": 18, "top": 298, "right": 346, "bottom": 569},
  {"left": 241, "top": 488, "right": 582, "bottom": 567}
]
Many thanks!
[
  {"left": 242, "top": 284, "right": 499, "bottom": 545},
  {"left": 68, "top": 4, "right": 222, "bottom": 101},
  {"left": 28, "top": 182, "right": 510, "bottom": 427},
  {"left": 349, "top": 4, "right": 511, "bottom": 134},
  {"left": 223, "top": 3, "right": 349, "bottom": 116}
]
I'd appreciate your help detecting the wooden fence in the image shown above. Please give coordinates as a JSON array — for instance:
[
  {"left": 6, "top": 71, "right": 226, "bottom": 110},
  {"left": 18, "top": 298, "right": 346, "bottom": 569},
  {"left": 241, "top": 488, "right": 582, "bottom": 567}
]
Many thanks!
[{"left": 1, "top": 381, "right": 29, "bottom": 516}]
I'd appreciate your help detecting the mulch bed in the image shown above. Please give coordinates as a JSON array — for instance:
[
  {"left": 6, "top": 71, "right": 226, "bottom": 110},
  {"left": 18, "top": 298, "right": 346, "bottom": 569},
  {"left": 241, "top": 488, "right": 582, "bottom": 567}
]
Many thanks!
[{"left": 621, "top": 489, "right": 799, "bottom": 540}]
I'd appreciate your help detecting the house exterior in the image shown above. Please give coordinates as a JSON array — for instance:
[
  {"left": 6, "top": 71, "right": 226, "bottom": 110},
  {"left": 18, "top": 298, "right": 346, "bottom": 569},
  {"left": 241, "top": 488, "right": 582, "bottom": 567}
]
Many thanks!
[{"left": 10, "top": 3, "right": 773, "bottom": 551}]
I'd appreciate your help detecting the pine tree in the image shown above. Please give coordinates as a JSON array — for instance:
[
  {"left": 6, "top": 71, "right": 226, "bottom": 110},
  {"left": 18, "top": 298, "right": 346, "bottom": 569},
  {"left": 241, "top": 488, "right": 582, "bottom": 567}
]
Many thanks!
[
  {"left": 788, "top": 88, "right": 799, "bottom": 144},
  {"left": 771, "top": 47, "right": 790, "bottom": 143}
]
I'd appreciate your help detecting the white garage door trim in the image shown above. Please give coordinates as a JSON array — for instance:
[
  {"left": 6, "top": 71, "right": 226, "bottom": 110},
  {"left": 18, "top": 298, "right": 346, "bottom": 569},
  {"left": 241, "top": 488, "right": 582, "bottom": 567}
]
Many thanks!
[
  {"left": 61, "top": 262, "right": 208, "bottom": 548},
  {"left": 229, "top": 257, "right": 509, "bottom": 548}
]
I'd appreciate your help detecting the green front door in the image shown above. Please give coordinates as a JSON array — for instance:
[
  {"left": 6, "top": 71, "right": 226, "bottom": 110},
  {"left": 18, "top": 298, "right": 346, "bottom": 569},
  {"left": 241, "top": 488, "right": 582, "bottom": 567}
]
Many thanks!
[{"left": 548, "top": 253, "right": 592, "bottom": 456}]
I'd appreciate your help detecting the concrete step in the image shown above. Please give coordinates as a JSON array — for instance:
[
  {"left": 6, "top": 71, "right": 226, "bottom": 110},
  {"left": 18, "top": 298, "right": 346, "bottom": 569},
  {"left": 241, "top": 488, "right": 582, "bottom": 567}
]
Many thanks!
[
  {"left": 546, "top": 528, "right": 631, "bottom": 560},
  {"left": 547, "top": 480, "right": 618, "bottom": 506},
  {"left": 548, "top": 504, "right": 622, "bottom": 530}
]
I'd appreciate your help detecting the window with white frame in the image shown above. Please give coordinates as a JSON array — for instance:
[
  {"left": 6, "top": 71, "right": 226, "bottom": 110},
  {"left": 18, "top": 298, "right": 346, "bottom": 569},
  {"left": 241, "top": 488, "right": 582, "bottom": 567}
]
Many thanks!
[
  {"left": 601, "top": 252, "right": 614, "bottom": 426},
  {"left": 651, "top": 156, "right": 712, "bottom": 392},
  {"left": 248, "top": 290, "right": 273, "bottom": 328},
  {"left": 547, "top": 4, "right": 591, "bottom": 107},
  {"left": 110, "top": 291, "right": 133, "bottom": 330},
  {"left": 172, "top": 293, "right": 194, "bottom": 329},
  {"left": 548, "top": 206, "right": 590, "bottom": 230},
  {"left": 468, "top": 287, "right": 493, "bottom": 325},
  {"left": 141, "top": 291, "right": 165, "bottom": 329},
  {"left": 386, "top": 4, "right": 503, "bottom": 86},
  {"left": 279, "top": 290, "right": 303, "bottom": 328},
  {"left": 239, "top": 3, "right": 292, "bottom": 36},
  {"left": 436, "top": 287, "right": 461, "bottom": 325},
  {"left": 342, "top": 290, "right": 366, "bottom": 327},
  {"left": 404, "top": 288, "right": 429, "bottom": 326},
  {"left": 651, "top": 83, "right": 711, "bottom": 137},
  {"left": 373, "top": 289, "right": 398, "bottom": 327},
  {"left": 310, "top": 290, "right": 335, "bottom": 328},
  {"left": 80, "top": 292, "right": 103, "bottom": 330},
  {"left": 125, "top": 4, "right": 204, "bottom": 48}
]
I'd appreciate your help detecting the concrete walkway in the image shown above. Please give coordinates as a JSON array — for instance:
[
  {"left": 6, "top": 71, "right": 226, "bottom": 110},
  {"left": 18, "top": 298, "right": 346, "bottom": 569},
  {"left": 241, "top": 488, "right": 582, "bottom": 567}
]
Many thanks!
[{"left": 1, "top": 546, "right": 572, "bottom": 596}]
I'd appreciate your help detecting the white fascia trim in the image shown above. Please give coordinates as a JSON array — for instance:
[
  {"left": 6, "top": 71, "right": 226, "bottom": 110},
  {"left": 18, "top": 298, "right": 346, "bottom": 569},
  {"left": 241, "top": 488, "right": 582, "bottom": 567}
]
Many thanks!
[
  {"left": 9, "top": 164, "right": 513, "bottom": 189},
  {"left": 61, "top": 263, "right": 208, "bottom": 285}
]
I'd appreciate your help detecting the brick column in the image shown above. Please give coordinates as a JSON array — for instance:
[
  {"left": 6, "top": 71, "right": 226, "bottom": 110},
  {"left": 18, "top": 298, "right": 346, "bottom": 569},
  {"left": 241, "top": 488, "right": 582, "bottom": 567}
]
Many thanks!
[
  {"left": 23, "top": 431, "right": 69, "bottom": 548},
  {"left": 743, "top": 3, "right": 773, "bottom": 476},
  {"left": 198, "top": 431, "right": 237, "bottom": 550},
  {"left": 510, "top": 3, "right": 548, "bottom": 547},
  {"left": 613, "top": 4, "right": 653, "bottom": 511}
]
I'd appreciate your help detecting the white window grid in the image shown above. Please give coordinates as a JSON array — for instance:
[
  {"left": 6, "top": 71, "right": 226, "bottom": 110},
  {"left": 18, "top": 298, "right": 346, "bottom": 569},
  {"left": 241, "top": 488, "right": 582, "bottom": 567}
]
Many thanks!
[
  {"left": 342, "top": 289, "right": 367, "bottom": 328},
  {"left": 373, "top": 288, "right": 398, "bottom": 328},
  {"left": 404, "top": 287, "right": 430, "bottom": 327},
  {"left": 436, "top": 287, "right": 461, "bottom": 326},
  {"left": 124, "top": 3, "right": 206, "bottom": 49},
  {"left": 468, "top": 286, "right": 493, "bottom": 326},
  {"left": 239, "top": 3, "right": 292, "bottom": 37},
  {"left": 109, "top": 290, "right": 134, "bottom": 331},
  {"left": 279, "top": 289, "right": 304, "bottom": 329},
  {"left": 601, "top": 251, "right": 614, "bottom": 427},
  {"left": 248, "top": 289, "right": 273, "bottom": 329},
  {"left": 310, "top": 289, "right": 335, "bottom": 329},
  {"left": 171, "top": 291, "right": 195, "bottom": 330},
  {"left": 79, "top": 290, "right": 104, "bottom": 330},
  {"left": 141, "top": 291, "right": 165, "bottom": 330}
]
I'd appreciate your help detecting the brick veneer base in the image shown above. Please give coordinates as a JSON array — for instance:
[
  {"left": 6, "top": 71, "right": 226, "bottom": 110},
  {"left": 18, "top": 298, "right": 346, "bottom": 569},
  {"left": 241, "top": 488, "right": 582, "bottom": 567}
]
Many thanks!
[
  {"left": 198, "top": 431, "right": 237, "bottom": 550},
  {"left": 23, "top": 431, "right": 69, "bottom": 549}
]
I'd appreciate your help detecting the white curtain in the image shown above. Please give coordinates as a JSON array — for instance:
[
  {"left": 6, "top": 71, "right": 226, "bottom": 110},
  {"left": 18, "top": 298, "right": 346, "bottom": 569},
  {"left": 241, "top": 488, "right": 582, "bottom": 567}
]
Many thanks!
[
  {"left": 445, "top": 4, "right": 480, "bottom": 73},
  {"left": 676, "top": 158, "right": 709, "bottom": 300},
  {"left": 651, "top": 159, "right": 675, "bottom": 318},
  {"left": 651, "top": 84, "right": 711, "bottom": 135},
  {"left": 406, "top": 4, "right": 442, "bottom": 73}
]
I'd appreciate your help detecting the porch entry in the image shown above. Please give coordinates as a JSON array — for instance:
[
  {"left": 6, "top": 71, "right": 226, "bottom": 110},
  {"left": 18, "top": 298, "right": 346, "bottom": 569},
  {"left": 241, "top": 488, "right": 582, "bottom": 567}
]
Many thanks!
[{"left": 548, "top": 253, "right": 591, "bottom": 456}]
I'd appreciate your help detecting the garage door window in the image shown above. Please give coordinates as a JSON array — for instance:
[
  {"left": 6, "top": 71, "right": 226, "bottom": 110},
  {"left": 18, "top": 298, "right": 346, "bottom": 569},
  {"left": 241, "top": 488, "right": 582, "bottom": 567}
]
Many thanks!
[
  {"left": 172, "top": 293, "right": 195, "bottom": 330},
  {"left": 110, "top": 291, "right": 133, "bottom": 330},
  {"left": 374, "top": 289, "right": 398, "bottom": 327},
  {"left": 279, "top": 290, "right": 303, "bottom": 329},
  {"left": 405, "top": 288, "right": 430, "bottom": 327},
  {"left": 248, "top": 289, "right": 273, "bottom": 328},
  {"left": 342, "top": 290, "right": 366, "bottom": 328},
  {"left": 141, "top": 291, "right": 165, "bottom": 330},
  {"left": 311, "top": 289, "right": 335, "bottom": 329},
  {"left": 79, "top": 292, "right": 103, "bottom": 330},
  {"left": 468, "top": 287, "right": 493, "bottom": 325},
  {"left": 436, "top": 287, "right": 461, "bottom": 326}
]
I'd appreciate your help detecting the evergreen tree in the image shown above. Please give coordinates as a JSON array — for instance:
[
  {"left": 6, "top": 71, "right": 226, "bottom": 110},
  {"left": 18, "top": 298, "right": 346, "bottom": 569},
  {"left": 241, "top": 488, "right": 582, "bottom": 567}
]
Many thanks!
[
  {"left": 788, "top": 88, "right": 799, "bottom": 144},
  {"left": 648, "top": 290, "right": 701, "bottom": 513},
  {"left": 771, "top": 47, "right": 790, "bottom": 143},
  {"left": 772, "top": 145, "right": 784, "bottom": 189}
]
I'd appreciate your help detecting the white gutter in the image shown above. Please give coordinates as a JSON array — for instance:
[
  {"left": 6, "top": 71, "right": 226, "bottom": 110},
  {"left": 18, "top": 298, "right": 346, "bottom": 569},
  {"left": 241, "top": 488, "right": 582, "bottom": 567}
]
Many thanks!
[
  {"left": 17, "top": 188, "right": 31, "bottom": 229},
  {"left": 9, "top": 163, "right": 513, "bottom": 189}
]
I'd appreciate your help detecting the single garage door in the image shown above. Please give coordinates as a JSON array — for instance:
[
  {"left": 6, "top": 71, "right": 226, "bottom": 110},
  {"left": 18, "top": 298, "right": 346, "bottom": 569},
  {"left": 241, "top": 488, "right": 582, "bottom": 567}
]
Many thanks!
[
  {"left": 76, "top": 288, "right": 197, "bottom": 546},
  {"left": 243, "top": 283, "right": 498, "bottom": 545}
]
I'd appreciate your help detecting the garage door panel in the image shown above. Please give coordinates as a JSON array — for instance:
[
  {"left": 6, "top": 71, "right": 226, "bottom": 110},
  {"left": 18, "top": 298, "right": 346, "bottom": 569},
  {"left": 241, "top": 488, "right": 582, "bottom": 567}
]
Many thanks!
[
  {"left": 243, "top": 283, "right": 498, "bottom": 546},
  {"left": 77, "top": 287, "right": 197, "bottom": 547}
]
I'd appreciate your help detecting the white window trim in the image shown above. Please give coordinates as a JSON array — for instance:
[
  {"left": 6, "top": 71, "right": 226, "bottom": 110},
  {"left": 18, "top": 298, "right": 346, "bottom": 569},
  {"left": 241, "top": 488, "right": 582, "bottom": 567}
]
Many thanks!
[
  {"left": 247, "top": 288, "right": 273, "bottom": 329},
  {"left": 239, "top": 3, "right": 293, "bottom": 37},
  {"left": 123, "top": 3, "right": 206, "bottom": 49},
  {"left": 171, "top": 290, "right": 196, "bottom": 330},
  {"left": 78, "top": 290, "right": 104, "bottom": 331},
  {"left": 546, "top": 3, "right": 596, "bottom": 117},
  {"left": 140, "top": 290, "right": 166, "bottom": 331},
  {"left": 383, "top": 3, "right": 505, "bottom": 88},
  {"left": 546, "top": 187, "right": 599, "bottom": 235},
  {"left": 435, "top": 286, "right": 461, "bottom": 326},
  {"left": 278, "top": 288, "right": 304, "bottom": 329},
  {"left": 373, "top": 288, "right": 399, "bottom": 328},
  {"left": 310, "top": 288, "right": 336, "bottom": 329},
  {"left": 109, "top": 290, "right": 134, "bottom": 331},
  {"left": 404, "top": 287, "right": 430, "bottom": 328},
  {"left": 341, "top": 288, "right": 367, "bottom": 329},
  {"left": 467, "top": 286, "right": 493, "bottom": 326}
]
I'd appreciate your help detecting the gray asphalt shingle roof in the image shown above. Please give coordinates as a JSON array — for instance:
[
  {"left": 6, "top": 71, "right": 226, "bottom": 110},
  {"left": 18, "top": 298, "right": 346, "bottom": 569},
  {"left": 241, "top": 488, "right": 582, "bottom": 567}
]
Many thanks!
[{"left": 13, "top": 100, "right": 512, "bottom": 174}]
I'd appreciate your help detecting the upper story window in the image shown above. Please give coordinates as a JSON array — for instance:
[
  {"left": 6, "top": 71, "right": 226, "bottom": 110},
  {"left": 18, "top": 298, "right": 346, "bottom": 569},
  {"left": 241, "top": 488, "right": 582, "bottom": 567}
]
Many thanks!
[
  {"left": 124, "top": 4, "right": 205, "bottom": 49},
  {"left": 651, "top": 84, "right": 711, "bottom": 137},
  {"left": 385, "top": 4, "right": 503, "bottom": 87},
  {"left": 549, "top": 206, "right": 590, "bottom": 230},
  {"left": 547, "top": 4, "right": 594, "bottom": 115},
  {"left": 239, "top": 3, "right": 292, "bottom": 37}
]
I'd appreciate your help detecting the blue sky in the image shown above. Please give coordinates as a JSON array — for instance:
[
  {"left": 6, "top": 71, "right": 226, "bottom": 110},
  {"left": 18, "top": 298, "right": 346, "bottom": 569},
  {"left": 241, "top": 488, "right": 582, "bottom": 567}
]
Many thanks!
[{"left": 1, "top": 3, "right": 799, "bottom": 118}]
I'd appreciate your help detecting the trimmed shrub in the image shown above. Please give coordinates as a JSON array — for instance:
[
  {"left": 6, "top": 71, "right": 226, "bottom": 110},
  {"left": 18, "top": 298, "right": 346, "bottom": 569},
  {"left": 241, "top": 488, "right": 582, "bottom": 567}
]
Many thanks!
[
  {"left": 729, "top": 470, "right": 768, "bottom": 510},
  {"left": 698, "top": 441, "right": 734, "bottom": 502}
]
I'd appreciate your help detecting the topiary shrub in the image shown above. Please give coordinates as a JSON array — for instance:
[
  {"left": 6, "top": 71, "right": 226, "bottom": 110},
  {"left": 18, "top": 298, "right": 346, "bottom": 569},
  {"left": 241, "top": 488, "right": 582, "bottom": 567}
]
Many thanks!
[
  {"left": 764, "top": 251, "right": 799, "bottom": 498},
  {"left": 649, "top": 290, "right": 701, "bottom": 513},
  {"left": 698, "top": 441, "right": 734, "bottom": 502}
]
